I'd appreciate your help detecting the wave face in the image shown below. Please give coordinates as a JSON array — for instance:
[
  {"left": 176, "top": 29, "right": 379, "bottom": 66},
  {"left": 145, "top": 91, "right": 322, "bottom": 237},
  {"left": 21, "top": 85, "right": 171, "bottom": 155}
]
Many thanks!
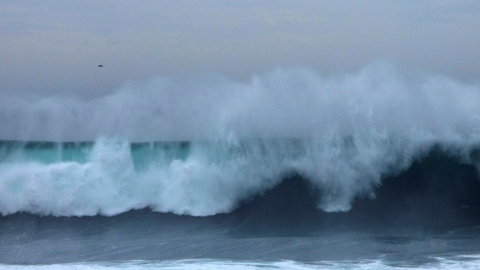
[{"left": 0, "top": 63, "right": 480, "bottom": 217}]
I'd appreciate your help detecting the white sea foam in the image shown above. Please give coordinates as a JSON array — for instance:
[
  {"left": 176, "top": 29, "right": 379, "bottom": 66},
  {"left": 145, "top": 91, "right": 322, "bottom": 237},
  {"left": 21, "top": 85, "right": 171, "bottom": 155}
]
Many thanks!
[{"left": 2, "top": 256, "right": 480, "bottom": 270}]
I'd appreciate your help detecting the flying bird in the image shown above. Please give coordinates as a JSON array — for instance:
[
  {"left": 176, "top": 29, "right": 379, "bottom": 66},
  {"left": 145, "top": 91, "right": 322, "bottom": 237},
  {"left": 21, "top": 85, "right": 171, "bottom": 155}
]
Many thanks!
[{"left": 98, "top": 65, "right": 103, "bottom": 68}]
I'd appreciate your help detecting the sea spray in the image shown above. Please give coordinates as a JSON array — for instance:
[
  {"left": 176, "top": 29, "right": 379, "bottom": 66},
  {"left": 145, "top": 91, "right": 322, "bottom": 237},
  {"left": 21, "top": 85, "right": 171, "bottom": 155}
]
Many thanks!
[{"left": 0, "top": 63, "right": 480, "bottom": 216}]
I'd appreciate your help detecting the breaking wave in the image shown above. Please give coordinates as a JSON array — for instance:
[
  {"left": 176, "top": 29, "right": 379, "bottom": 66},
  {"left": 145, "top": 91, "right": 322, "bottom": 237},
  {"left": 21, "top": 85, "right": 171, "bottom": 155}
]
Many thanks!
[{"left": 0, "top": 63, "right": 480, "bottom": 217}]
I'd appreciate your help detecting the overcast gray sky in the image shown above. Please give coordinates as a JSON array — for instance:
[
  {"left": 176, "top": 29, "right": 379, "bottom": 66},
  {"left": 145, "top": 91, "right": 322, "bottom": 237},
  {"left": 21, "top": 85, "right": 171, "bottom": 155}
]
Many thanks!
[{"left": 1, "top": 0, "right": 480, "bottom": 99}]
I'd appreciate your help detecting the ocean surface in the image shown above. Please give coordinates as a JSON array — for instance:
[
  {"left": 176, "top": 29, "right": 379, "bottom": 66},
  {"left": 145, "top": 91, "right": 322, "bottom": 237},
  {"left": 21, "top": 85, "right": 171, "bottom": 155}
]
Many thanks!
[{"left": 2, "top": 65, "right": 480, "bottom": 269}]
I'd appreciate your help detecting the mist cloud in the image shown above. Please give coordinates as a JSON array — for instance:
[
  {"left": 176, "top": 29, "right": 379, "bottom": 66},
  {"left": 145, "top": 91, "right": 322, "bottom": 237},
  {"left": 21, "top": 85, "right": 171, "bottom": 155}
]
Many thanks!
[{"left": 0, "top": 63, "right": 478, "bottom": 142}]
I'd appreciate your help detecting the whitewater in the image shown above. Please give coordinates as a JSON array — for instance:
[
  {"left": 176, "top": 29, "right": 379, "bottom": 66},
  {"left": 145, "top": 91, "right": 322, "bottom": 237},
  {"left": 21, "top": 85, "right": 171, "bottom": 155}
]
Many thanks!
[{"left": 2, "top": 63, "right": 480, "bottom": 269}]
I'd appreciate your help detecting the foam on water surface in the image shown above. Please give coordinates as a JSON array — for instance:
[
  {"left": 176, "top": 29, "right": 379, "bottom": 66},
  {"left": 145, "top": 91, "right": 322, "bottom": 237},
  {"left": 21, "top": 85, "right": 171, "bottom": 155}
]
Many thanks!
[{"left": 3, "top": 256, "right": 480, "bottom": 270}]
